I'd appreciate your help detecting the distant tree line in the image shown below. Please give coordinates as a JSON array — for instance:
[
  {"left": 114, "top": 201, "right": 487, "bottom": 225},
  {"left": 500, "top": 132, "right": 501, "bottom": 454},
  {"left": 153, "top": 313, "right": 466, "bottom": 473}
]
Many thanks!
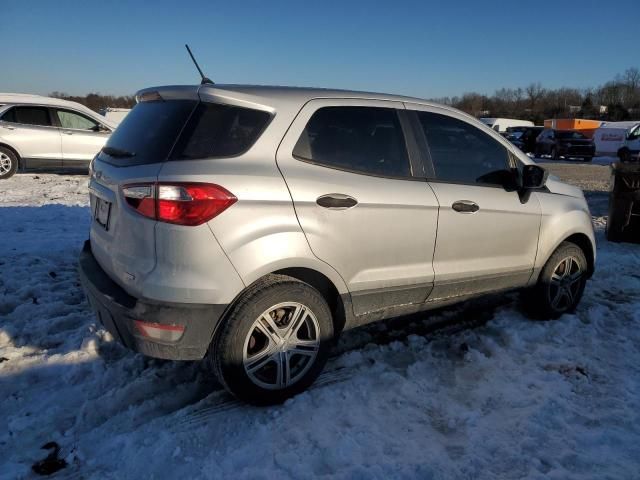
[
  {"left": 430, "top": 67, "right": 640, "bottom": 124},
  {"left": 49, "top": 66, "right": 640, "bottom": 123},
  {"left": 49, "top": 92, "right": 136, "bottom": 112}
]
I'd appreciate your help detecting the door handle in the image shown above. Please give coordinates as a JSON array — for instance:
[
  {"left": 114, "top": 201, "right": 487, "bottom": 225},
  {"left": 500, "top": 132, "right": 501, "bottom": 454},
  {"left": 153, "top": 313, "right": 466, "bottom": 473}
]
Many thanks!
[
  {"left": 452, "top": 200, "right": 479, "bottom": 213},
  {"left": 316, "top": 194, "right": 358, "bottom": 209},
  {"left": 2, "top": 125, "right": 15, "bottom": 130},
  {"left": 62, "top": 131, "right": 73, "bottom": 135}
]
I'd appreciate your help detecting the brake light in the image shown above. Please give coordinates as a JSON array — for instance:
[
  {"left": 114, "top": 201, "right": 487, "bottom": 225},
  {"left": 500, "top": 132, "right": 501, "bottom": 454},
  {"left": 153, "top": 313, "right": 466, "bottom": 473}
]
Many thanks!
[{"left": 122, "top": 182, "right": 236, "bottom": 226}]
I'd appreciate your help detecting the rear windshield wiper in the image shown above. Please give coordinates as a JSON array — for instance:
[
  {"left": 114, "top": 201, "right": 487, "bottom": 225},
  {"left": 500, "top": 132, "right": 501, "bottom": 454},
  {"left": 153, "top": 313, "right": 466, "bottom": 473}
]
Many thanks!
[{"left": 101, "top": 146, "right": 136, "bottom": 158}]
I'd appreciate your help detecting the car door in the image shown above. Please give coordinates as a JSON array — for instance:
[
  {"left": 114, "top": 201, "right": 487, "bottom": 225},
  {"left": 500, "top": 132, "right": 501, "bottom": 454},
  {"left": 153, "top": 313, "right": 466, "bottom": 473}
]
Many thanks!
[
  {"left": 53, "top": 108, "right": 111, "bottom": 167},
  {"left": 0, "top": 105, "right": 62, "bottom": 167},
  {"left": 405, "top": 104, "right": 542, "bottom": 301},
  {"left": 276, "top": 99, "right": 439, "bottom": 317}
]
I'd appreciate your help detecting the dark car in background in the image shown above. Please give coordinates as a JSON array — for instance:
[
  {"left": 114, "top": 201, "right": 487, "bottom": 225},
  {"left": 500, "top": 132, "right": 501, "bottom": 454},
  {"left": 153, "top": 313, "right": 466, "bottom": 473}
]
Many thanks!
[
  {"left": 508, "top": 126, "right": 544, "bottom": 154},
  {"left": 535, "top": 129, "right": 595, "bottom": 162}
]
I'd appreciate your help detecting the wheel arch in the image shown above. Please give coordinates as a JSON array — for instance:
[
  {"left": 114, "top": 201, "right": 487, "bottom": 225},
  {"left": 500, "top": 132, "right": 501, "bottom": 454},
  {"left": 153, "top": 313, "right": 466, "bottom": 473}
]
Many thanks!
[
  {"left": 0, "top": 142, "right": 22, "bottom": 168},
  {"left": 563, "top": 232, "right": 595, "bottom": 277},
  {"left": 272, "top": 267, "right": 347, "bottom": 334}
]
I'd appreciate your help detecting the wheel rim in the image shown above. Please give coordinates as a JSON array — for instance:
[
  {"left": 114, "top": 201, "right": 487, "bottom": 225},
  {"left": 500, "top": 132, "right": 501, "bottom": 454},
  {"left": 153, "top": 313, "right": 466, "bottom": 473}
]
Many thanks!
[
  {"left": 242, "top": 302, "right": 320, "bottom": 390},
  {"left": 0, "top": 153, "right": 12, "bottom": 175},
  {"left": 548, "top": 256, "right": 583, "bottom": 312}
]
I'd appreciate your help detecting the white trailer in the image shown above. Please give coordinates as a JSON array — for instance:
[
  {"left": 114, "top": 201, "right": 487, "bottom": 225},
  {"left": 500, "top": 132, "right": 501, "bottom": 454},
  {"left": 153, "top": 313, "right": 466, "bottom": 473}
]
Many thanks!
[{"left": 479, "top": 117, "right": 534, "bottom": 133}]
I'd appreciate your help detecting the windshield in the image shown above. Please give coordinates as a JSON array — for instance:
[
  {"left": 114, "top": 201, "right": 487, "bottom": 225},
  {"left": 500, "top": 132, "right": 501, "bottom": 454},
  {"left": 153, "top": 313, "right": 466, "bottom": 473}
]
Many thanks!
[{"left": 557, "top": 131, "right": 587, "bottom": 140}]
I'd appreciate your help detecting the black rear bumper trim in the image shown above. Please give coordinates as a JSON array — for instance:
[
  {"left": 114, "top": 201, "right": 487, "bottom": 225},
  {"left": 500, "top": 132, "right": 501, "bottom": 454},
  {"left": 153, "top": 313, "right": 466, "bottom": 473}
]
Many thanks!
[{"left": 78, "top": 240, "right": 227, "bottom": 360}]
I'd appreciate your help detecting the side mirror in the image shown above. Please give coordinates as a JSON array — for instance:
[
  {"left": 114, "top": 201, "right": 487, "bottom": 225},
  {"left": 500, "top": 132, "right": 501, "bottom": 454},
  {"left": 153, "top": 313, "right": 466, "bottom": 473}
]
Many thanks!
[{"left": 522, "top": 164, "right": 548, "bottom": 189}]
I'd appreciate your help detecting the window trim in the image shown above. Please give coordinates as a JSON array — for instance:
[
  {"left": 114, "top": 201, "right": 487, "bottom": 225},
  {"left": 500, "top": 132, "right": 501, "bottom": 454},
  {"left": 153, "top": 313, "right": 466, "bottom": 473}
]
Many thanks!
[
  {"left": 406, "top": 107, "right": 518, "bottom": 189},
  {"left": 290, "top": 105, "right": 420, "bottom": 181}
]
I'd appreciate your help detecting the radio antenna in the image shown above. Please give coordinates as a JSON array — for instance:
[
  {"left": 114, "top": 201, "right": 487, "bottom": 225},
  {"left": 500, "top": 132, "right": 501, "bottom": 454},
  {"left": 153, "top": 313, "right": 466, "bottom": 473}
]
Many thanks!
[{"left": 185, "top": 44, "right": 214, "bottom": 85}]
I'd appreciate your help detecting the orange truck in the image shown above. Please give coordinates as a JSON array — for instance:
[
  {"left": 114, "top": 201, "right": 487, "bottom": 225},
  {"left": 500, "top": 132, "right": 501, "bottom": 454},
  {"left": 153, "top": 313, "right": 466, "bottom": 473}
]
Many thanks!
[{"left": 543, "top": 119, "right": 602, "bottom": 138}]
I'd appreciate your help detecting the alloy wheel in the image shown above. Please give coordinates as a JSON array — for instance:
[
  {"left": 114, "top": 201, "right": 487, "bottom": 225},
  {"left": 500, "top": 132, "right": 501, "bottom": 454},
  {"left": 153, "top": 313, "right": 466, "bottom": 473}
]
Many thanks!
[
  {"left": 548, "top": 256, "right": 583, "bottom": 312},
  {"left": 0, "top": 152, "right": 12, "bottom": 175},
  {"left": 242, "top": 302, "right": 320, "bottom": 390}
]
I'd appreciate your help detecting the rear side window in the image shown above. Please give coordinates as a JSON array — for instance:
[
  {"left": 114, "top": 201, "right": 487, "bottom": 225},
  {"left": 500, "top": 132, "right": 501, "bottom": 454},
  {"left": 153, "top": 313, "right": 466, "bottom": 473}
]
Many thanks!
[
  {"left": 98, "top": 100, "right": 197, "bottom": 166},
  {"left": 171, "top": 103, "right": 271, "bottom": 160},
  {"left": 417, "top": 111, "right": 510, "bottom": 185},
  {"left": 2, "top": 106, "right": 52, "bottom": 126},
  {"left": 293, "top": 106, "right": 410, "bottom": 178}
]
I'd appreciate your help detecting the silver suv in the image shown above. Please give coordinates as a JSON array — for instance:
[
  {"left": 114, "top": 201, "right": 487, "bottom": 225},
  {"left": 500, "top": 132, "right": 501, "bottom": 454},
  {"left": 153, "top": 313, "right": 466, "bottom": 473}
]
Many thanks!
[
  {"left": 0, "top": 93, "right": 115, "bottom": 179},
  {"left": 79, "top": 85, "right": 596, "bottom": 404}
]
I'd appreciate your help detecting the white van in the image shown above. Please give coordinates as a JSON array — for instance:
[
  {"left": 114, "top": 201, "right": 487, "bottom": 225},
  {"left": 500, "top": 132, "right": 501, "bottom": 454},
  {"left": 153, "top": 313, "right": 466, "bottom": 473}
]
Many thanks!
[
  {"left": 593, "top": 121, "right": 640, "bottom": 156},
  {"left": 479, "top": 117, "right": 534, "bottom": 133},
  {"left": 616, "top": 123, "right": 640, "bottom": 162}
]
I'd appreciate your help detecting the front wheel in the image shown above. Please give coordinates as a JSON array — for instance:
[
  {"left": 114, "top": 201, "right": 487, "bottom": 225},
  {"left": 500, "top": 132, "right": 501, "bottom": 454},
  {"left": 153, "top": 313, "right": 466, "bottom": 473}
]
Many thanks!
[
  {"left": 208, "top": 275, "right": 334, "bottom": 405},
  {"left": 522, "top": 242, "right": 588, "bottom": 320}
]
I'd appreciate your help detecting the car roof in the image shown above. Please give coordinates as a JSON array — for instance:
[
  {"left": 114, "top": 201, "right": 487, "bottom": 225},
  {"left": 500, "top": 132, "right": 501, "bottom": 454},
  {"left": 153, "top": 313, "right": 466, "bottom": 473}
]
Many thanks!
[
  {"left": 137, "top": 84, "right": 468, "bottom": 116},
  {"left": 0, "top": 92, "right": 117, "bottom": 128}
]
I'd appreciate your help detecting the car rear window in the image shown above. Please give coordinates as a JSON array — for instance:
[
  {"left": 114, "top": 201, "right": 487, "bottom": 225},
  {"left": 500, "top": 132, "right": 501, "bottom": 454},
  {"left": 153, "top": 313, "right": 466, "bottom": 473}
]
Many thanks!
[
  {"left": 98, "top": 100, "right": 270, "bottom": 166},
  {"left": 170, "top": 103, "right": 271, "bottom": 160},
  {"left": 98, "top": 100, "right": 198, "bottom": 166}
]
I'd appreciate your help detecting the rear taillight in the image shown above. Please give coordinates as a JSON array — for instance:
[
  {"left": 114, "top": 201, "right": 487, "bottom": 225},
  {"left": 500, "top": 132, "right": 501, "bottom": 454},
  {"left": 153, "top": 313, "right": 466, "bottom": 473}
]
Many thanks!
[{"left": 122, "top": 182, "right": 236, "bottom": 226}]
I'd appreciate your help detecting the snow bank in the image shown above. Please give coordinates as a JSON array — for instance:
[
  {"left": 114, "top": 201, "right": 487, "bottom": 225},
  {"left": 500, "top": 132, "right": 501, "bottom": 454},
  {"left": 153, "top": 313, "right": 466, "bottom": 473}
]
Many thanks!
[{"left": 1, "top": 174, "right": 639, "bottom": 479}]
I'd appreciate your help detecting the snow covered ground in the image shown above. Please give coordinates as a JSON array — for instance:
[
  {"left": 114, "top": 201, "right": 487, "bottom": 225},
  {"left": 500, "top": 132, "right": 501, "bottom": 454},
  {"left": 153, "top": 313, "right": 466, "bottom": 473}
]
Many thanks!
[{"left": 2, "top": 170, "right": 640, "bottom": 479}]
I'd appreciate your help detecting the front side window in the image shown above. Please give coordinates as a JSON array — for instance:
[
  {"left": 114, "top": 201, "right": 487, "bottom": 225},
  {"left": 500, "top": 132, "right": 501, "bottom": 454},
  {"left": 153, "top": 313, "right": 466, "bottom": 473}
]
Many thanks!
[
  {"left": 293, "top": 106, "right": 410, "bottom": 178},
  {"left": 417, "top": 111, "right": 511, "bottom": 185},
  {"left": 56, "top": 109, "right": 99, "bottom": 130},
  {"left": 1, "top": 106, "right": 52, "bottom": 127}
]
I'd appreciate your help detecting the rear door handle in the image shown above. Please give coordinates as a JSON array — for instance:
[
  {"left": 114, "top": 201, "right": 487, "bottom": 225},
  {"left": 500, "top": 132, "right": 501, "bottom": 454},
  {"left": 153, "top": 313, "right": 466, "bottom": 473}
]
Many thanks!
[
  {"left": 316, "top": 194, "right": 358, "bottom": 209},
  {"left": 62, "top": 131, "right": 73, "bottom": 135},
  {"left": 452, "top": 200, "right": 479, "bottom": 213}
]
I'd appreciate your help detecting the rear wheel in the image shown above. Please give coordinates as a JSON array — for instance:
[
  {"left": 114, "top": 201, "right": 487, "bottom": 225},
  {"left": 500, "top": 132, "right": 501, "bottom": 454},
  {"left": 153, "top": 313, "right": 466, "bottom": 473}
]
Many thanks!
[
  {"left": 0, "top": 147, "right": 18, "bottom": 180},
  {"left": 619, "top": 148, "right": 631, "bottom": 163},
  {"left": 208, "top": 275, "right": 334, "bottom": 405},
  {"left": 522, "top": 242, "right": 588, "bottom": 319}
]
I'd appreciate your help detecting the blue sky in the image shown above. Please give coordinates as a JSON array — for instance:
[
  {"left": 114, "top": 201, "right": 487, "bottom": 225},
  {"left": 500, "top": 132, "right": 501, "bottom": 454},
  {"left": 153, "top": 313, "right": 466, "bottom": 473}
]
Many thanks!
[{"left": 2, "top": 0, "right": 638, "bottom": 98}]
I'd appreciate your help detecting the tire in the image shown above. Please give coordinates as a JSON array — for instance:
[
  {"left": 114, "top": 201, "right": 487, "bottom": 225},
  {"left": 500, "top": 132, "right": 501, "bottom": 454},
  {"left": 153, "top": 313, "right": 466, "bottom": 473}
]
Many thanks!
[
  {"left": 0, "top": 147, "right": 18, "bottom": 180},
  {"left": 607, "top": 193, "right": 627, "bottom": 242},
  {"left": 208, "top": 274, "right": 334, "bottom": 405},
  {"left": 619, "top": 148, "right": 631, "bottom": 163},
  {"left": 522, "top": 241, "right": 588, "bottom": 320}
]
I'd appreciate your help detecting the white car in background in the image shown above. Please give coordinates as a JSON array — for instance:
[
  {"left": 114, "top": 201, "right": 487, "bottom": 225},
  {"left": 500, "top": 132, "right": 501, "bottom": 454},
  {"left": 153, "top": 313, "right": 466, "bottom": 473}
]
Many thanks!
[
  {"left": 0, "top": 93, "right": 116, "bottom": 179},
  {"left": 479, "top": 117, "right": 534, "bottom": 133}
]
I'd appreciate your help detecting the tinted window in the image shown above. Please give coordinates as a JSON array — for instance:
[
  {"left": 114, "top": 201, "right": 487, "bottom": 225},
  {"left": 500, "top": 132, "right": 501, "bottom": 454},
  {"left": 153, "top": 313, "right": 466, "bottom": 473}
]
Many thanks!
[
  {"left": 417, "top": 111, "right": 511, "bottom": 185},
  {"left": 56, "top": 109, "right": 99, "bottom": 130},
  {"left": 3, "top": 106, "right": 51, "bottom": 126},
  {"left": 171, "top": 103, "right": 271, "bottom": 160},
  {"left": 98, "top": 100, "right": 197, "bottom": 166},
  {"left": 556, "top": 131, "right": 586, "bottom": 139},
  {"left": 293, "top": 106, "right": 410, "bottom": 178}
]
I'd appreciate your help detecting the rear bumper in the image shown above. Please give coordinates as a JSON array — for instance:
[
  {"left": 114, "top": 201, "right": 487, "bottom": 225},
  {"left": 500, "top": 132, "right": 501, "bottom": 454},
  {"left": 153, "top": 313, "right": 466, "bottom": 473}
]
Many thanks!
[
  {"left": 558, "top": 145, "right": 595, "bottom": 157},
  {"left": 78, "top": 240, "right": 226, "bottom": 360}
]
